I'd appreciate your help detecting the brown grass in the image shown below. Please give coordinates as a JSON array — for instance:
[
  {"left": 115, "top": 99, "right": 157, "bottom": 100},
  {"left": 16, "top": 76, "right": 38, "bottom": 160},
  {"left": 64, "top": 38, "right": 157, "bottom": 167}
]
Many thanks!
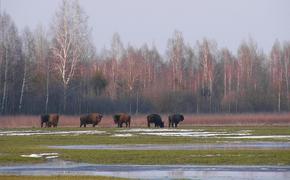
[{"left": 1, "top": 113, "right": 290, "bottom": 128}]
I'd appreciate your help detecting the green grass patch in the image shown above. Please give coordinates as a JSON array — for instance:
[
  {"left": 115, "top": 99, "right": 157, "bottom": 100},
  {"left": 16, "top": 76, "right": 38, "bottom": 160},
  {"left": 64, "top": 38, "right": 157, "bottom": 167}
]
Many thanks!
[{"left": 59, "top": 149, "right": 290, "bottom": 165}]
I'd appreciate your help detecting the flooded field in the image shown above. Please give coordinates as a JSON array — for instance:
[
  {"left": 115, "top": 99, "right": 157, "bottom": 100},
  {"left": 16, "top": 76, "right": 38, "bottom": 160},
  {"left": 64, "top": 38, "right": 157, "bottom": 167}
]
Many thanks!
[
  {"left": 0, "top": 160, "right": 289, "bottom": 179},
  {"left": 0, "top": 126, "right": 290, "bottom": 179}
]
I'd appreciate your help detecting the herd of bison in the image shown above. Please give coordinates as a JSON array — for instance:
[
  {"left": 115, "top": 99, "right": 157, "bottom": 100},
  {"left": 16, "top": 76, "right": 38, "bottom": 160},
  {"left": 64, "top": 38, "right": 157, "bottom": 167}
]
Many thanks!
[{"left": 40, "top": 113, "right": 184, "bottom": 128}]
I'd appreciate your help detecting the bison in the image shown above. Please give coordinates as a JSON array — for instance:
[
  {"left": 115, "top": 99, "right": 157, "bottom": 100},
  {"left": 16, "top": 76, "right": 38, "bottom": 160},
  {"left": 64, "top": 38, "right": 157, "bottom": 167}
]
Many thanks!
[
  {"left": 40, "top": 114, "right": 59, "bottom": 128},
  {"left": 113, "top": 113, "right": 131, "bottom": 128},
  {"left": 168, "top": 114, "right": 184, "bottom": 128},
  {"left": 80, "top": 113, "right": 103, "bottom": 127},
  {"left": 147, "top": 114, "right": 164, "bottom": 128}
]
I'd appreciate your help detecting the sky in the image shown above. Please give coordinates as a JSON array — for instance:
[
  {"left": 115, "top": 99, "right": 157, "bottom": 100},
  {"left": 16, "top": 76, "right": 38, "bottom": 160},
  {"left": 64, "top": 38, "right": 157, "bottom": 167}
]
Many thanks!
[{"left": 1, "top": 0, "right": 290, "bottom": 55}]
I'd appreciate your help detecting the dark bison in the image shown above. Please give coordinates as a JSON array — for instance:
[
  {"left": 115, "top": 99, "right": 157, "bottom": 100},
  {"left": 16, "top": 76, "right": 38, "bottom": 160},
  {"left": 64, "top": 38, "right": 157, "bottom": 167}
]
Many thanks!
[
  {"left": 147, "top": 114, "right": 164, "bottom": 128},
  {"left": 168, "top": 114, "right": 184, "bottom": 128},
  {"left": 113, "top": 113, "right": 131, "bottom": 128},
  {"left": 40, "top": 114, "right": 59, "bottom": 128},
  {"left": 80, "top": 113, "right": 103, "bottom": 127}
]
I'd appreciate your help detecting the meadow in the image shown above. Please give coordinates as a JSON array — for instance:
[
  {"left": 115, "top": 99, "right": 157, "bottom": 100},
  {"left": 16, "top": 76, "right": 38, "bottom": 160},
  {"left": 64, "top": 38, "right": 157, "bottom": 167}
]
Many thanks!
[{"left": 0, "top": 114, "right": 290, "bottom": 179}]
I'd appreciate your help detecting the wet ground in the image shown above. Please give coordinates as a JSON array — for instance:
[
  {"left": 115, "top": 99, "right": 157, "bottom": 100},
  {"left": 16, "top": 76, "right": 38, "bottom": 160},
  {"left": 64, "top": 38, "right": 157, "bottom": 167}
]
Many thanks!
[
  {"left": 0, "top": 160, "right": 289, "bottom": 179},
  {"left": 50, "top": 142, "right": 290, "bottom": 150},
  {"left": 1, "top": 128, "right": 290, "bottom": 140}
]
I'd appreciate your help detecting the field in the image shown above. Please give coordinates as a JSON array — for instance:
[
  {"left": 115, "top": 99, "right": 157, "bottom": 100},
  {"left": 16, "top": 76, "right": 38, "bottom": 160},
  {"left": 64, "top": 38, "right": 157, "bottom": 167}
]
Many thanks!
[
  {"left": 1, "top": 113, "right": 290, "bottom": 128},
  {"left": 0, "top": 114, "right": 290, "bottom": 179}
]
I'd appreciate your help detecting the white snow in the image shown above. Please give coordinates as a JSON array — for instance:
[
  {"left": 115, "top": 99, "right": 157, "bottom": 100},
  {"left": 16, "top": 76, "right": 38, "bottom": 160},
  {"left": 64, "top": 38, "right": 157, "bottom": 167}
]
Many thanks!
[
  {"left": 224, "top": 135, "right": 290, "bottom": 139},
  {"left": 112, "top": 133, "right": 134, "bottom": 137},
  {"left": 45, "top": 156, "right": 58, "bottom": 159},
  {"left": 117, "top": 128, "right": 197, "bottom": 133},
  {"left": 139, "top": 131, "right": 251, "bottom": 137},
  {"left": 21, "top": 154, "right": 42, "bottom": 158},
  {"left": 0, "top": 130, "right": 106, "bottom": 136},
  {"left": 20, "top": 152, "right": 59, "bottom": 159}
]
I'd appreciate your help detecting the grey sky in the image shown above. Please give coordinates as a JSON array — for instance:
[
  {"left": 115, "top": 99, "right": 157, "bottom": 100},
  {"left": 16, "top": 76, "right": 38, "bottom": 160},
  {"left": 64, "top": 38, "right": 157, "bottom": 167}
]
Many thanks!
[{"left": 1, "top": 0, "right": 290, "bottom": 54}]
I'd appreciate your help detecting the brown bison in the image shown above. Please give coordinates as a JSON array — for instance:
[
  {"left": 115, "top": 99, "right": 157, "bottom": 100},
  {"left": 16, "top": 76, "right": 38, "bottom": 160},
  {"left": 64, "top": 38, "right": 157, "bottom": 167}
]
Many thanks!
[
  {"left": 147, "top": 114, "right": 164, "bottom": 128},
  {"left": 113, "top": 113, "right": 131, "bottom": 128},
  {"left": 80, "top": 113, "right": 103, "bottom": 127},
  {"left": 40, "top": 114, "right": 59, "bottom": 128},
  {"left": 168, "top": 114, "right": 184, "bottom": 128}
]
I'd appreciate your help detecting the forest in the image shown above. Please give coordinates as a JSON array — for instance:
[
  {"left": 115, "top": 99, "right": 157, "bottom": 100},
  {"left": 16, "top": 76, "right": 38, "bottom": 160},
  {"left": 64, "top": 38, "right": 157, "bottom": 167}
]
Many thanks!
[{"left": 0, "top": 0, "right": 289, "bottom": 115}]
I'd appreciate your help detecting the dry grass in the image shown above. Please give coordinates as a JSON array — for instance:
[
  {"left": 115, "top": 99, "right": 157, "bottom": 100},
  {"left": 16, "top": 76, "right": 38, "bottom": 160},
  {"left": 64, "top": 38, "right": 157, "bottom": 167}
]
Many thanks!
[{"left": 1, "top": 113, "right": 290, "bottom": 128}]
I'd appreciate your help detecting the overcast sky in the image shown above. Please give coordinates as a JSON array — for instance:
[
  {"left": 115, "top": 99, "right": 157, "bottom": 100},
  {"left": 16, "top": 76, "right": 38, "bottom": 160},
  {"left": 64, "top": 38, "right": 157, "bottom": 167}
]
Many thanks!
[{"left": 1, "top": 0, "right": 290, "bottom": 54}]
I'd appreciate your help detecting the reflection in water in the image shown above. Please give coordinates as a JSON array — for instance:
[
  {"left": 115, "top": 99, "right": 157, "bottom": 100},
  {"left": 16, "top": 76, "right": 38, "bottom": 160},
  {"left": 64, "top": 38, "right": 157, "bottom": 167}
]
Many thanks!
[{"left": 0, "top": 160, "right": 289, "bottom": 179}]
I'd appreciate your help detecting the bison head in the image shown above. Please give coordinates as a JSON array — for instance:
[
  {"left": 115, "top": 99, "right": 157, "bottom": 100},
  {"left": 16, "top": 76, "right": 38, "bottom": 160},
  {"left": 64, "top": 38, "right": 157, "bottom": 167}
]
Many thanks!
[
  {"left": 97, "top": 113, "right": 103, "bottom": 121},
  {"left": 180, "top": 115, "right": 184, "bottom": 121},
  {"left": 160, "top": 121, "right": 164, "bottom": 128},
  {"left": 113, "top": 114, "right": 120, "bottom": 124}
]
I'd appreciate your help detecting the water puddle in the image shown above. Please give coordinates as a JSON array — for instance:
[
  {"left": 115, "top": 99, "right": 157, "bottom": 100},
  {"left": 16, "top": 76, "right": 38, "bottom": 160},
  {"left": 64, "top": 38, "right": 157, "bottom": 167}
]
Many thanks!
[
  {"left": 0, "top": 160, "right": 289, "bottom": 179},
  {"left": 49, "top": 142, "right": 290, "bottom": 150}
]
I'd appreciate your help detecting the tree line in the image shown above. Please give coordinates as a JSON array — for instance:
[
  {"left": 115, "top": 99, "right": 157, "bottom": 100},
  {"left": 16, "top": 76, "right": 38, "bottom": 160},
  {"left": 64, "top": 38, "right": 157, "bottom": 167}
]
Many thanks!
[{"left": 0, "top": 0, "right": 289, "bottom": 115}]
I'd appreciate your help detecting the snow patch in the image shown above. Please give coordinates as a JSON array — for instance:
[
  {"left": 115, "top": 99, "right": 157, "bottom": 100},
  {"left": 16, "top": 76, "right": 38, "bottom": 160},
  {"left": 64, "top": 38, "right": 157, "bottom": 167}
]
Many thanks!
[
  {"left": 117, "top": 128, "right": 197, "bottom": 133},
  {"left": 21, "top": 153, "right": 59, "bottom": 159},
  {"left": 225, "top": 135, "right": 290, "bottom": 139},
  {"left": 139, "top": 131, "right": 251, "bottom": 137},
  {"left": 0, "top": 130, "right": 106, "bottom": 136},
  {"left": 45, "top": 156, "right": 59, "bottom": 159},
  {"left": 112, "top": 133, "right": 134, "bottom": 137}
]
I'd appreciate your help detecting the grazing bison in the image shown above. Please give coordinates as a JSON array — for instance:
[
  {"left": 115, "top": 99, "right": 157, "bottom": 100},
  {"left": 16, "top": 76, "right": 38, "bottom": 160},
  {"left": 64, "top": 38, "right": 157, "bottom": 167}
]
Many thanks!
[
  {"left": 168, "top": 114, "right": 184, "bottom": 128},
  {"left": 40, "top": 114, "right": 59, "bottom": 128},
  {"left": 113, "top": 113, "right": 131, "bottom": 128},
  {"left": 147, "top": 114, "right": 164, "bottom": 128},
  {"left": 80, "top": 113, "right": 103, "bottom": 127}
]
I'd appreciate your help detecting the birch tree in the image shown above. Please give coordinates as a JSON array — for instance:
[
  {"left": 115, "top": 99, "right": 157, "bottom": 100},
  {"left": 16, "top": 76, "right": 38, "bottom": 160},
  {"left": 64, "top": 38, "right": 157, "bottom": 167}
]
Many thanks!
[
  {"left": 198, "top": 39, "right": 215, "bottom": 112},
  {"left": 270, "top": 42, "right": 283, "bottom": 112},
  {"left": 167, "top": 31, "right": 185, "bottom": 91},
  {"left": 0, "top": 13, "right": 20, "bottom": 114},
  {"left": 51, "top": 0, "right": 91, "bottom": 113},
  {"left": 34, "top": 26, "right": 50, "bottom": 113},
  {"left": 19, "top": 28, "right": 35, "bottom": 113}
]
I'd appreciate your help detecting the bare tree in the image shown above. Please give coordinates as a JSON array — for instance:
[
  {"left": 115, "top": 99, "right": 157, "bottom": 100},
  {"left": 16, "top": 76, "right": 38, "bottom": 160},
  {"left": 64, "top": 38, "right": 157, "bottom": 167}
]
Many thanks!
[
  {"left": 51, "top": 0, "right": 91, "bottom": 113},
  {"left": 0, "top": 13, "right": 20, "bottom": 114},
  {"left": 167, "top": 30, "right": 185, "bottom": 91},
  {"left": 34, "top": 26, "right": 50, "bottom": 113},
  {"left": 270, "top": 41, "right": 283, "bottom": 112},
  {"left": 198, "top": 39, "right": 215, "bottom": 112},
  {"left": 19, "top": 28, "right": 35, "bottom": 113}
]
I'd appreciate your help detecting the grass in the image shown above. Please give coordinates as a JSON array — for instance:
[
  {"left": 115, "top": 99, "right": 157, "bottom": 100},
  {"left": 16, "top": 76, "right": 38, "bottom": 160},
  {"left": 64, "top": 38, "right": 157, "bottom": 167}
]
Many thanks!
[
  {"left": 59, "top": 149, "right": 290, "bottom": 165},
  {"left": 0, "top": 126, "right": 289, "bottom": 165},
  {"left": 0, "top": 175, "right": 125, "bottom": 180}
]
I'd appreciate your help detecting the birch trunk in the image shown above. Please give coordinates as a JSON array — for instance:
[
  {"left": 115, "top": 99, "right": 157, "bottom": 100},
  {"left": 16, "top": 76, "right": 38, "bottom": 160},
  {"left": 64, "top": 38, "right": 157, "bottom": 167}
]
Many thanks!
[
  {"left": 45, "top": 59, "right": 49, "bottom": 114},
  {"left": 18, "top": 57, "right": 27, "bottom": 113},
  {"left": 284, "top": 59, "right": 289, "bottom": 110},
  {"left": 1, "top": 45, "right": 8, "bottom": 114}
]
